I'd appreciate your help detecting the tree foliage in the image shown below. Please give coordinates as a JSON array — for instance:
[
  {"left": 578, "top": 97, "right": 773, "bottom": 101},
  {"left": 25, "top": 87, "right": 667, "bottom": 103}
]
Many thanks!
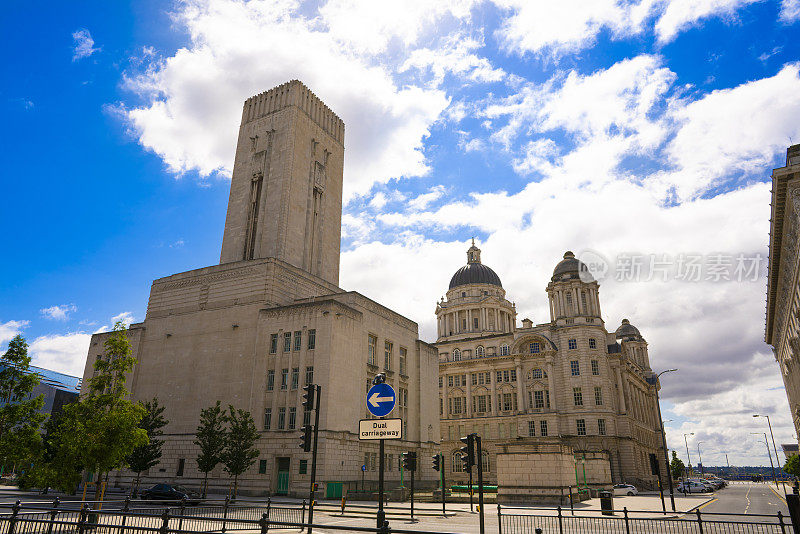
[
  {"left": 784, "top": 454, "right": 800, "bottom": 477},
  {"left": 0, "top": 335, "right": 45, "bottom": 467},
  {"left": 127, "top": 398, "right": 167, "bottom": 494},
  {"left": 671, "top": 450, "right": 686, "bottom": 480},
  {"left": 194, "top": 401, "right": 227, "bottom": 498},
  {"left": 221, "top": 405, "right": 259, "bottom": 498}
]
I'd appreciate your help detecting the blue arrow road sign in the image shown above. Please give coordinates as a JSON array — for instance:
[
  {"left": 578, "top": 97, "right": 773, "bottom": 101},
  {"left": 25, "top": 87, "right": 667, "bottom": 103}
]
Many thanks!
[{"left": 366, "top": 383, "right": 396, "bottom": 417}]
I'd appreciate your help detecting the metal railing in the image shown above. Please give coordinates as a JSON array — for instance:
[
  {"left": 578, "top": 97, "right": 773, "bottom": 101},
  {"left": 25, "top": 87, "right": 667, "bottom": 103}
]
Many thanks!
[{"left": 498, "top": 504, "right": 794, "bottom": 534}]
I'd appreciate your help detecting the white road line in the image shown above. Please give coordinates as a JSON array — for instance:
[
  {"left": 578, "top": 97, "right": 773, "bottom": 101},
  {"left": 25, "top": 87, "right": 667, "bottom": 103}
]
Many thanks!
[{"left": 744, "top": 484, "right": 752, "bottom": 514}]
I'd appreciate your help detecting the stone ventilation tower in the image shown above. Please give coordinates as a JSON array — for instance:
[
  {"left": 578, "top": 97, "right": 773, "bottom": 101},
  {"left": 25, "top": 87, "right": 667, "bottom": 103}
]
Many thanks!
[
  {"left": 615, "top": 319, "right": 652, "bottom": 372},
  {"left": 219, "top": 80, "right": 345, "bottom": 286},
  {"left": 546, "top": 251, "right": 602, "bottom": 324}
]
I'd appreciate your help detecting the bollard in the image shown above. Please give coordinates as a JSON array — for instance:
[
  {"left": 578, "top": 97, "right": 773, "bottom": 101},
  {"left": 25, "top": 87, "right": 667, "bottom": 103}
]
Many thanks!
[
  {"left": 557, "top": 505, "right": 563, "bottom": 534},
  {"left": 340, "top": 496, "right": 346, "bottom": 515}
]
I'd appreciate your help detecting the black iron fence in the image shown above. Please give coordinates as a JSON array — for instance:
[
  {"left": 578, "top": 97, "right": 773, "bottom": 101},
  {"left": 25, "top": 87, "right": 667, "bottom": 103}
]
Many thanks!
[{"left": 498, "top": 504, "right": 794, "bottom": 534}]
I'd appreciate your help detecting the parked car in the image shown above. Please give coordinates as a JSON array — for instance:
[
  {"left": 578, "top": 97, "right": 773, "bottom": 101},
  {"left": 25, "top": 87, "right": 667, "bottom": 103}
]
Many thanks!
[
  {"left": 612, "top": 483, "right": 639, "bottom": 496},
  {"left": 678, "top": 480, "right": 713, "bottom": 493},
  {"left": 139, "top": 484, "right": 200, "bottom": 504},
  {"left": 702, "top": 477, "right": 725, "bottom": 489}
]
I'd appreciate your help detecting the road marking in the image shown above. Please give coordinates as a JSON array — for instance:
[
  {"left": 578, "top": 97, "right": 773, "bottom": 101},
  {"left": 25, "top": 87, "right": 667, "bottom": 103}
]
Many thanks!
[
  {"left": 767, "top": 484, "right": 788, "bottom": 505},
  {"left": 744, "top": 484, "right": 752, "bottom": 514},
  {"left": 696, "top": 498, "right": 718, "bottom": 511}
]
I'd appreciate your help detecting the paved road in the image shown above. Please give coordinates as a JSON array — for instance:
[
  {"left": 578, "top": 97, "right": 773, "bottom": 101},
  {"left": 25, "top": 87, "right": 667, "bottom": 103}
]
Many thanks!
[{"left": 695, "top": 482, "right": 791, "bottom": 523}]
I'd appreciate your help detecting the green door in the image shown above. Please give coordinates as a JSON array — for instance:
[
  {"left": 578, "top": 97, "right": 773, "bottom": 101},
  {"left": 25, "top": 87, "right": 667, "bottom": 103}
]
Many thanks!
[
  {"left": 276, "top": 457, "right": 290, "bottom": 495},
  {"left": 325, "top": 482, "right": 343, "bottom": 499}
]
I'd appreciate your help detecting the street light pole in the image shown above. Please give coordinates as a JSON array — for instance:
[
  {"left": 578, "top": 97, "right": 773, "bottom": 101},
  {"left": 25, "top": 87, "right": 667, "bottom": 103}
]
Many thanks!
[
  {"left": 752, "top": 432, "right": 778, "bottom": 487},
  {"left": 755, "top": 415, "right": 783, "bottom": 489},
  {"left": 697, "top": 442, "right": 704, "bottom": 476},
  {"left": 654, "top": 368, "right": 677, "bottom": 511},
  {"left": 684, "top": 433, "right": 694, "bottom": 478}
]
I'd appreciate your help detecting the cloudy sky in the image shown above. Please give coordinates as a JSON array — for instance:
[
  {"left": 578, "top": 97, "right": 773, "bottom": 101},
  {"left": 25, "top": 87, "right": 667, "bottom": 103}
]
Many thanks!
[{"left": 3, "top": 0, "right": 800, "bottom": 467}]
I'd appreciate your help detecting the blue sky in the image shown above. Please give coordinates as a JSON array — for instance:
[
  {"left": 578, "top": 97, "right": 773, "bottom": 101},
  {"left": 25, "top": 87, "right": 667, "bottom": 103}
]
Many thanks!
[{"left": 2, "top": 0, "right": 800, "bottom": 466}]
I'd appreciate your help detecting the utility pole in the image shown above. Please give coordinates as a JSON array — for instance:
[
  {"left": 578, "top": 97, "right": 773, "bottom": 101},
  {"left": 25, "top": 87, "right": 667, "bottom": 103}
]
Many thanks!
[
  {"left": 684, "top": 433, "right": 694, "bottom": 477},
  {"left": 654, "top": 369, "right": 677, "bottom": 511},
  {"left": 755, "top": 415, "right": 784, "bottom": 490}
]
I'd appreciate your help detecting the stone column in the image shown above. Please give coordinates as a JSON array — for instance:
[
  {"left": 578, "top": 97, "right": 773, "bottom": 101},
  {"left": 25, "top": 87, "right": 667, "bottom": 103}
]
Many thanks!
[
  {"left": 490, "top": 370, "right": 498, "bottom": 416},
  {"left": 515, "top": 358, "right": 525, "bottom": 412},
  {"left": 615, "top": 366, "right": 626, "bottom": 413},
  {"left": 546, "top": 357, "right": 556, "bottom": 411},
  {"left": 466, "top": 373, "right": 473, "bottom": 417}
]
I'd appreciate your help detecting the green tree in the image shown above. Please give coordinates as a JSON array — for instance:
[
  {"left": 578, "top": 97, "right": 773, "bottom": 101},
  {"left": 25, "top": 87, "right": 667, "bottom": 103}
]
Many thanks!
[
  {"left": 783, "top": 454, "right": 800, "bottom": 477},
  {"left": 221, "top": 406, "right": 259, "bottom": 499},
  {"left": 194, "top": 401, "right": 227, "bottom": 498},
  {"left": 671, "top": 450, "right": 686, "bottom": 481},
  {"left": 0, "top": 335, "right": 46, "bottom": 469},
  {"left": 127, "top": 398, "right": 167, "bottom": 495}
]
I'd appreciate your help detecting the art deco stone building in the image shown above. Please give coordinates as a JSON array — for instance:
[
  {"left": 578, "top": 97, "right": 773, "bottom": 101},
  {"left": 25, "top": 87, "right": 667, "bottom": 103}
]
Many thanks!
[
  {"left": 766, "top": 144, "right": 800, "bottom": 442},
  {"left": 82, "top": 80, "right": 439, "bottom": 497},
  {"left": 436, "top": 244, "right": 663, "bottom": 489}
]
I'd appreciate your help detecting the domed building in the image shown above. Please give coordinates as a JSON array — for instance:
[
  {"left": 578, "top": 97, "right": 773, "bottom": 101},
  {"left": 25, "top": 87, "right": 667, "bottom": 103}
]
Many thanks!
[{"left": 436, "top": 244, "right": 664, "bottom": 494}]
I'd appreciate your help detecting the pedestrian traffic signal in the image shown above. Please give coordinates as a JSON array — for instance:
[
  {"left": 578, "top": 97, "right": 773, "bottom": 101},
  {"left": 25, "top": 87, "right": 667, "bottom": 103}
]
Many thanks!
[
  {"left": 302, "top": 384, "right": 316, "bottom": 410},
  {"left": 432, "top": 454, "right": 440, "bottom": 472},
  {"left": 460, "top": 434, "right": 475, "bottom": 471},
  {"left": 402, "top": 451, "right": 417, "bottom": 472},
  {"left": 299, "top": 424, "right": 312, "bottom": 452}
]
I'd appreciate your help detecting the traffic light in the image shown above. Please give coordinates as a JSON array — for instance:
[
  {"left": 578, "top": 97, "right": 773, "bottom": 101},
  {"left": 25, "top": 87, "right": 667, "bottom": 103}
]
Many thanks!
[
  {"left": 299, "top": 424, "right": 312, "bottom": 452},
  {"left": 432, "top": 454, "right": 440, "bottom": 472},
  {"left": 460, "top": 434, "right": 475, "bottom": 471},
  {"left": 402, "top": 451, "right": 417, "bottom": 472},
  {"left": 302, "top": 384, "right": 316, "bottom": 411}
]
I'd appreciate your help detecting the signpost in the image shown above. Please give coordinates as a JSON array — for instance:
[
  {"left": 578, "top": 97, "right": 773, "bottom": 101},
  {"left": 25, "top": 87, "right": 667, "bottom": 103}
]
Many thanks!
[
  {"left": 361, "top": 464, "right": 366, "bottom": 493},
  {"left": 362, "top": 375, "right": 399, "bottom": 531}
]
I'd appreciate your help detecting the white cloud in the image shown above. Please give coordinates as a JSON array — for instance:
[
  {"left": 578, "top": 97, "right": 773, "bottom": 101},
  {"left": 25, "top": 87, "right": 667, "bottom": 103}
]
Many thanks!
[
  {"left": 40, "top": 304, "right": 77, "bottom": 321},
  {"left": 781, "top": 0, "right": 800, "bottom": 22},
  {"left": 0, "top": 320, "right": 29, "bottom": 349},
  {"left": 111, "top": 311, "right": 135, "bottom": 327},
  {"left": 408, "top": 185, "right": 446, "bottom": 211},
  {"left": 29, "top": 333, "right": 91, "bottom": 377},
  {"left": 72, "top": 29, "right": 100, "bottom": 61},
  {"left": 400, "top": 32, "right": 506, "bottom": 86},
  {"left": 655, "top": 0, "right": 761, "bottom": 43}
]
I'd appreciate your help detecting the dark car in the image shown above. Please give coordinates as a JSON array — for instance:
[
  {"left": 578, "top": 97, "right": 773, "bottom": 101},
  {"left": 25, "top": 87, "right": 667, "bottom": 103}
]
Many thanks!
[{"left": 140, "top": 484, "right": 200, "bottom": 504}]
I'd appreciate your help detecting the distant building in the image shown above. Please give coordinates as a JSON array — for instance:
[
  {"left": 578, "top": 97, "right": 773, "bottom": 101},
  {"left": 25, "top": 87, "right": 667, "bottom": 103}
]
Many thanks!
[
  {"left": 0, "top": 364, "right": 81, "bottom": 417},
  {"left": 782, "top": 443, "right": 799, "bottom": 461},
  {"left": 766, "top": 144, "right": 800, "bottom": 444}
]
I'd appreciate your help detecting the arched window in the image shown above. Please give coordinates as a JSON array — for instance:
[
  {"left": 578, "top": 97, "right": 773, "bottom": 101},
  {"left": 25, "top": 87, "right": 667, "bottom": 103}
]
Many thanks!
[
  {"left": 453, "top": 349, "right": 462, "bottom": 361},
  {"left": 530, "top": 342, "right": 540, "bottom": 354},
  {"left": 499, "top": 344, "right": 509, "bottom": 356},
  {"left": 482, "top": 451, "right": 490, "bottom": 473},
  {"left": 476, "top": 346, "right": 485, "bottom": 358},
  {"left": 532, "top": 368, "right": 543, "bottom": 379},
  {"left": 452, "top": 451, "right": 462, "bottom": 472}
]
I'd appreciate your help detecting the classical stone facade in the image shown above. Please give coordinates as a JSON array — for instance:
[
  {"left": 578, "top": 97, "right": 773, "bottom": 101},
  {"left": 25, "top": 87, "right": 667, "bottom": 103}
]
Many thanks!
[
  {"left": 436, "top": 244, "right": 663, "bottom": 489},
  {"left": 766, "top": 144, "right": 800, "bottom": 443},
  {"left": 82, "top": 81, "right": 439, "bottom": 497}
]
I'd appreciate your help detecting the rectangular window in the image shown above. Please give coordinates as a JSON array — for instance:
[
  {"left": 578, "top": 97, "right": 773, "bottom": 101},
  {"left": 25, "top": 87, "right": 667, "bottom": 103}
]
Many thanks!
[
  {"left": 368, "top": 335, "right": 377, "bottom": 365},
  {"left": 598, "top": 419, "right": 606, "bottom": 436},
  {"left": 280, "top": 369, "right": 288, "bottom": 390},
  {"left": 399, "top": 347, "right": 407, "bottom": 375},
  {"left": 591, "top": 360, "right": 599, "bottom": 375},
  {"left": 498, "top": 423, "right": 505, "bottom": 438},
  {"left": 473, "top": 317, "right": 479, "bottom": 330},
  {"left": 384, "top": 341, "right": 393, "bottom": 371},
  {"left": 472, "top": 373, "right": 478, "bottom": 386},
  {"left": 440, "top": 398, "right": 443, "bottom": 415},
  {"left": 288, "top": 407, "right": 296, "bottom": 430},
  {"left": 577, "top": 419, "right": 586, "bottom": 436},
  {"left": 589, "top": 338, "right": 596, "bottom": 349},
  {"left": 462, "top": 318, "right": 467, "bottom": 330},
  {"left": 177, "top": 458, "right": 185, "bottom": 477},
  {"left": 528, "top": 420, "right": 536, "bottom": 437},
  {"left": 573, "top": 387, "right": 583, "bottom": 406},
  {"left": 264, "top": 408, "right": 271, "bottom": 430},
  {"left": 291, "top": 367, "right": 299, "bottom": 390},
  {"left": 453, "top": 397, "right": 462, "bottom": 414},
  {"left": 478, "top": 373, "right": 485, "bottom": 385},
  {"left": 503, "top": 370, "right": 510, "bottom": 382},
  {"left": 510, "top": 369, "right": 517, "bottom": 382},
  {"left": 259, "top": 459, "right": 267, "bottom": 474},
  {"left": 545, "top": 389, "right": 550, "bottom": 408},
  {"left": 448, "top": 375, "right": 453, "bottom": 387},
  {"left": 568, "top": 339, "right": 577, "bottom": 350},
  {"left": 540, "top": 420, "right": 548, "bottom": 436},
  {"left": 485, "top": 372, "right": 491, "bottom": 383},
  {"left": 530, "top": 342, "right": 540, "bottom": 353},
  {"left": 283, "top": 332, "right": 292, "bottom": 352},
  {"left": 503, "top": 392, "right": 513, "bottom": 411},
  {"left": 496, "top": 370, "right": 503, "bottom": 383},
  {"left": 267, "top": 370, "right": 275, "bottom": 391},
  {"left": 278, "top": 407, "right": 286, "bottom": 429},
  {"left": 534, "top": 390, "right": 544, "bottom": 409},
  {"left": 477, "top": 395, "right": 486, "bottom": 412},
  {"left": 305, "top": 366, "right": 314, "bottom": 385},
  {"left": 595, "top": 386, "right": 603, "bottom": 406},
  {"left": 299, "top": 460, "right": 308, "bottom": 474},
  {"left": 307, "top": 329, "right": 316, "bottom": 350},
  {"left": 293, "top": 331, "right": 302, "bottom": 351},
  {"left": 270, "top": 334, "right": 278, "bottom": 354},
  {"left": 571, "top": 360, "right": 580, "bottom": 376}
]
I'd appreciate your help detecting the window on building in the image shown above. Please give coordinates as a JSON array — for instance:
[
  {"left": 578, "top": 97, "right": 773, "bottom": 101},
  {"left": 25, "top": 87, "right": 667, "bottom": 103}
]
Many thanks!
[
  {"left": 399, "top": 347, "right": 407, "bottom": 375},
  {"left": 545, "top": 389, "right": 550, "bottom": 408},
  {"left": 511, "top": 369, "right": 517, "bottom": 382},
  {"left": 528, "top": 420, "right": 536, "bottom": 437},
  {"left": 278, "top": 407, "right": 286, "bottom": 429},
  {"left": 305, "top": 366, "right": 314, "bottom": 385},
  {"left": 540, "top": 420, "right": 548, "bottom": 436},
  {"left": 502, "top": 392, "right": 513, "bottom": 411},
  {"left": 595, "top": 387, "right": 603, "bottom": 406},
  {"left": 453, "top": 349, "right": 461, "bottom": 361},
  {"left": 530, "top": 342, "right": 540, "bottom": 354},
  {"left": 471, "top": 373, "right": 477, "bottom": 386},
  {"left": 288, "top": 407, "right": 296, "bottom": 430},
  {"left": 267, "top": 370, "right": 275, "bottom": 391},
  {"left": 485, "top": 371, "right": 491, "bottom": 383},
  {"left": 454, "top": 375, "right": 461, "bottom": 387},
  {"left": 291, "top": 367, "right": 299, "bottom": 390},
  {"left": 384, "top": 341, "right": 393, "bottom": 371},
  {"left": 280, "top": 369, "right": 288, "bottom": 390},
  {"left": 591, "top": 360, "right": 599, "bottom": 375},
  {"left": 270, "top": 334, "right": 278, "bottom": 354},
  {"left": 566, "top": 293, "right": 573, "bottom": 314},
  {"left": 581, "top": 291, "right": 588, "bottom": 313},
  {"left": 589, "top": 338, "right": 596, "bottom": 349},
  {"left": 482, "top": 451, "right": 490, "bottom": 473},
  {"left": 577, "top": 419, "right": 586, "bottom": 436},
  {"left": 573, "top": 387, "right": 583, "bottom": 406},
  {"left": 598, "top": 419, "right": 606, "bottom": 436},
  {"left": 476, "top": 346, "right": 485, "bottom": 358},
  {"left": 534, "top": 390, "right": 545, "bottom": 409},
  {"left": 308, "top": 329, "right": 316, "bottom": 350},
  {"left": 462, "top": 292, "right": 466, "bottom": 298},
  {"left": 453, "top": 397, "right": 463, "bottom": 414},
  {"left": 299, "top": 460, "right": 308, "bottom": 474},
  {"left": 478, "top": 373, "right": 485, "bottom": 385},
  {"left": 477, "top": 395, "right": 487, "bottom": 413},
  {"left": 568, "top": 339, "right": 577, "bottom": 350},
  {"left": 293, "top": 331, "right": 302, "bottom": 351},
  {"left": 570, "top": 360, "right": 580, "bottom": 376},
  {"left": 368, "top": 335, "right": 377, "bottom": 365},
  {"left": 259, "top": 460, "right": 267, "bottom": 474},
  {"left": 440, "top": 398, "right": 443, "bottom": 415},
  {"left": 439, "top": 377, "right": 443, "bottom": 388},
  {"left": 283, "top": 332, "right": 292, "bottom": 352},
  {"left": 462, "top": 318, "right": 467, "bottom": 330},
  {"left": 532, "top": 368, "right": 543, "bottom": 379},
  {"left": 177, "top": 458, "right": 185, "bottom": 476},
  {"left": 452, "top": 452, "right": 462, "bottom": 472},
  {"left": 473, "top": 317, "right": 479, "bottom": 330},
  {"left": 500, "top": 344, "right": 509, "bottom": 356},
  {"left": 264, "top": 408, "right": 271, "bottom": 430},
  {"left": 496, "top": 370, "right": 502, "bottom": 383},
  {"left": 448, "top": 375, "right": 454, "bottom": 387}
]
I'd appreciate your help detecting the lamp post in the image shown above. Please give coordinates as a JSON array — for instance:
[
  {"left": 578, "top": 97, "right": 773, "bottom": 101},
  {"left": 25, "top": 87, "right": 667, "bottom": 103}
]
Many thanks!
[
  {"left": 654, "top": 368, "right": 677, "bottom": 511},
  {"left": 754, "top": 415, "right": 783, "bottom": 489},
  {"left": 696, "top": 442, "right": 704, "bottom": 476},
  {"left": 684, "top": 433, "right": 694, "bottom": 478},
  {"left": 751, "top": 432, "right": 778, "bottom": 487}
]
